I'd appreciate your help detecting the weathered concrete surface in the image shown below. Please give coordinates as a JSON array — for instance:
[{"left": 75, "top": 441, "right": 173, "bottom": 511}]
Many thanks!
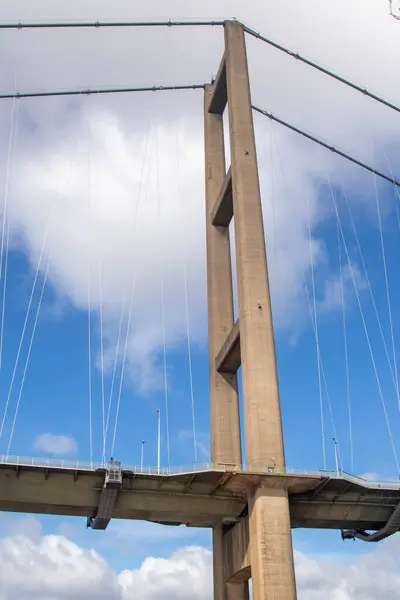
[
  {"left": 0, "top": 463, "right": 398, "bottom": 533},
  {"left": 204, "top": 83, "right": 242, "bottom": 471}
]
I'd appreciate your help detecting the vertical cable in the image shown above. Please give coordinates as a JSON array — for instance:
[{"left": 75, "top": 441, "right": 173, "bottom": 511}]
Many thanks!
[
  {"left": 272, "top": 124, "right": 327, "bottom": 469},
  {"left": 86, "top": 109, "right": 93, "bottom": 466},
  {"left": 337, "top": 217, "right": 353, "bottom": 472},
  {"left": 0, "top": 82, "right": 18, "bottom": 370},
  {"left": 303, "top": 278, "right": 342, "bottom": 470},
  {"left": 326, "top": 167, "right": 400, "bottom": 475},
  {"left": 103, "top": 292, "right": 126, "bottom": 461},
  {"left": 99, "top": 260, "right": 106, "bottom": 462},
  {"left": 270, "top": 121, "right": 278, "bottom": 268},
  {"left": 381, "top": 146, "right": 400, "bottom": 232},
  {"left": 305, "top": 193, "right": 326, "bottom": 469},
  {"left": 7, "top": 254, "right": 51, "bottom": 454},
  {"left": 372, "top": 164, "right": 399, "bottom": 414},
  {"left": 175, "top": 130, "right": 197, "bottom": 463},
  {"left": 110, "top": 127, "right": 152, "bottom": 457},
  {"left": 341, "top": 188, "right": 397, "bottom": 390},
  {"left": 155, "top": 128, "right": 171, "bottom": 469}
]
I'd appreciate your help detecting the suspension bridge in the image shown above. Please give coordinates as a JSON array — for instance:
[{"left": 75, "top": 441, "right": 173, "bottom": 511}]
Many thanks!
[{"left": 0, "top": 15, "right": 400, "bottom": 600}]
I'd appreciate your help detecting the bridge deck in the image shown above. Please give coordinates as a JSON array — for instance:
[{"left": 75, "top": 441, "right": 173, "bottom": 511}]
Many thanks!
[{"left": 0, "top": 458, "right": 399, "bottom": 530}]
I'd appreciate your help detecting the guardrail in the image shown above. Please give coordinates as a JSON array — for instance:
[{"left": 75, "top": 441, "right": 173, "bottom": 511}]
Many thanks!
[{"left": 0, "top": 455, "right": 399, "bottom": 489}]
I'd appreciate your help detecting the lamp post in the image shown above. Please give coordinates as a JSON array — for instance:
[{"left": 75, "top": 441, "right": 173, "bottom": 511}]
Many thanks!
[
  {"left": 333, "top": 437, "right": 339, "bottom": 476},
  {"left": 157, "top": 409, "right": 161, "bottom": 474},
  {"left": 140, "top": 440, "right": 145, "bottom": 473}
]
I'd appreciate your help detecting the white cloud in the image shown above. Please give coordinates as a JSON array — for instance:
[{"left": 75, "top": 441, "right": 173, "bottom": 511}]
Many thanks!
[
  {"left": 0, "top": 0, "right": 398, "bottom": 390},
  {"left": 178, "top": 430, "right": 210, "bottom": 462},
  {"left": 318, "top": 264, "right": 367, "bottom": 314},
  {"left": 0, "top": 533, "right": 120, "bottom": 600},
  {"left": 1, "top": 518, "right": 400, "bottom": 599},
  {"left": 119, "top": 547, "right": 212, "bottom": 600},
  {"left": 34, "top": 433, "right": 78, "bottom": 455}
]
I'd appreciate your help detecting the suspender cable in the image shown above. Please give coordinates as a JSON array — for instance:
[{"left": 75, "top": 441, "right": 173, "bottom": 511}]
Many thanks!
[
  {"left": 0, "top": 212, "right": 51, "bottom": 443},
  {"left": 4, "top": 130, "right": 81, "bottom": 452},
  {"left": 86, "top": 112, "right": 93, "bottom": 466},
  {"left": 305, "top": 193, "right": 326, "bottom": 469},
  {"left": 103, "top": 293, "right": 125, "bottom": 461},
  {"left": 88, "top": 264, "right": 93, "bottom": 465},
  {"left": 269, "top": 120, "right": 278, "bottom": 267},
  {"left": 0, "top": 83, "right": 18, "bottom": 370},
  {"left": 303, "top": 278, "right": 342, "bottom": 470},
  {"left": 7, "top": 254, "right": 51, "bottom": 454},
  {"left": 341, "top": 188, "right": 398, "bottom": 393},
  {"left": 270, "top": 118, "right": 336, "bottom": 470},
  {"left": 381, "top": 146, "right": 400, "bottom": 231},
  {"left": 372, "top": 166, "right": 399, "bottom": 413},
  {"left": 110, "top": 127, "right": 151, "bottom": 458},
  {"left": 99, "top": 260, "right": 106, "bottom": 462},
  {"left": 156, "top": 128, "right": 171, "bottom": 469},
  {"left": 176, "top": 131, "right": 197, "bottom": 464},
  {"left": 326, "top": 167, "right": 400, "bottom": 475},
  {"left": 337, "top": 218, "right": 354, "bottom": 472}
]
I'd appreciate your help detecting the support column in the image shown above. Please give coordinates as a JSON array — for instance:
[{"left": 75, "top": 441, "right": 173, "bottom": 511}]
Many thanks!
[
  {"left": 204, "top": 85, "right": 246, "bottom": 600},
  {"left": 225, "top": 20, "right": 284, "bottom": 472},
  {"left": 224, "top": 21, "right": 297, "bottom": 599},
  {"left": 204, "top": 84, "right": 242, "bottom": 469},
  {"left": 248, "top": 488, "right": 297, "bottom": 599},
  {"left": 227, "top": 583, "right": 250, "bottom": 600},
  {"left": 213, "top": 524, "right": 250, "bottom": 600}
]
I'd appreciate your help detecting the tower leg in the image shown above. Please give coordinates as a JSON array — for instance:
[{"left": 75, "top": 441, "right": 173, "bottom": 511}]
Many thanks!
[
  {"left": 204, "top": 77, "right": 244, "bottom": 600},
  {"left": 213, "top": 524, "right": 250, "bottom": 600},
  {"left": 248, "top": 489, "right": 296, "bottom": 600},
  {"left": 227, "top": 583, "right": 250, "bottom": 600},
  {"left": 224, "top": 21, "right": 298, "bottom": 599}
]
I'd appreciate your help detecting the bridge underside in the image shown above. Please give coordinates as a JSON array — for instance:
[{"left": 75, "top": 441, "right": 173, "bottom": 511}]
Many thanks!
[{"left": 0, "top": 462, "right": 399, "bottom": 532}]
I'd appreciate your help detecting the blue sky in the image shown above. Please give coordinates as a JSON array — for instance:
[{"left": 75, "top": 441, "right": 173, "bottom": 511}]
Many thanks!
[
  {"left": 1, "top": 1, "right": 400, "bottom": 598},
  {"left": 0, "top": 134, "right": 399, "bottom": 568}
]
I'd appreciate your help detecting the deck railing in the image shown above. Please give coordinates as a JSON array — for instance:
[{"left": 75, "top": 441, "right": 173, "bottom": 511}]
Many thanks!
[{"left": 0, "top": 454, "right": 398, "bottom": 489}]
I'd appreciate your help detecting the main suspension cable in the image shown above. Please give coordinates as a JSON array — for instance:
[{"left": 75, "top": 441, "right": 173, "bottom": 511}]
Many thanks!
[
  {"left": 1, "top": 18, "right": 399, "bottom": 118},
  {"left": 0, "top": 83, "right": 207, "bottom": 101},
  {"left": 252, "top": 106, "right": 400, "bottom": 188},
  {"left": 244, "top": 25, "right": 400, "bottom": 115},
  {"left": 0, "top": 20, "right": 224, "bottom": 29}
]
